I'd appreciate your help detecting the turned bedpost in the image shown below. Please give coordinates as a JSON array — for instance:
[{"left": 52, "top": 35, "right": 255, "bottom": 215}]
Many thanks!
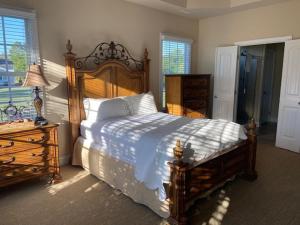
[
  {"left": 143, "top": 48, "right": 150, "bottom": 92},
  {"left": 168, "top": 140, "right": 190, "bottom": 225},
  {"left": 245, "top": 118, "right": 258, "bottom": 180},
  {"left": 64, "top": 40, "right": 80, "bottom": 150}
]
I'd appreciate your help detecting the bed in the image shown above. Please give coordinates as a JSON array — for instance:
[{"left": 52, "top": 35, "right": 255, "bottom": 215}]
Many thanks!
[{"left": 65, "top": 40, "right": 257, "bottom": 225}]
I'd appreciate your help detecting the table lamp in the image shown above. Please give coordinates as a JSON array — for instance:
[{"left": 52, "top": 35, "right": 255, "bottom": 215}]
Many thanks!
[{"left": 23, "top": 63, "right": 50, "bottom": 125}]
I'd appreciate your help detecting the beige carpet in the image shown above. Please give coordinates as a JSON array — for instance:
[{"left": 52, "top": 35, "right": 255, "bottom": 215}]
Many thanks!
[{"left": 1, "top": 135, "right": 300, "bottom": 225}]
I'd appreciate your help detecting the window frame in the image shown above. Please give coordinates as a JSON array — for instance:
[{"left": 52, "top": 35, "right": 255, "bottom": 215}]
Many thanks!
[
  {"left": 0, "top": 7, "right": 40, "bottom": 121},
  {"left": 159, "top": 33, "right": 193, "bottom": 108}
]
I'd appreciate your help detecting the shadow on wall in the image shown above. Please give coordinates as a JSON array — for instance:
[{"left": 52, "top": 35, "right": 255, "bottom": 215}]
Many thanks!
[{"left": 42, "top": 59, "right": 71, "bottom": 165}]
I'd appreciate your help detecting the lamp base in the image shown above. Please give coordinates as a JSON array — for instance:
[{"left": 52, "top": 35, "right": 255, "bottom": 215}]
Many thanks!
[
  {"left": 33, "top": 86, "right": 48, "bottom": 126},
  {"left": 35, "top": 116, "right": 48, "bottom": 126}
]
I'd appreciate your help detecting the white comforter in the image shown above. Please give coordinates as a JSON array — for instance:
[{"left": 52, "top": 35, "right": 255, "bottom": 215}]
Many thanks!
[{"left": 80, "top": 112, "right": 247, "bottom": 200}]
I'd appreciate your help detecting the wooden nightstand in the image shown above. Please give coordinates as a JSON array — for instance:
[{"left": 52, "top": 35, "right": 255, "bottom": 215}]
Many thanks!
[{"left": 0, "top": 122, "right": 61, "bottom": 188}]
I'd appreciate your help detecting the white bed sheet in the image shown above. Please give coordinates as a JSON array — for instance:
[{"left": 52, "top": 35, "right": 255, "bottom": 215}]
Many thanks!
[{"left": 80, "top": 112, "right": 247, "bottom": 201}]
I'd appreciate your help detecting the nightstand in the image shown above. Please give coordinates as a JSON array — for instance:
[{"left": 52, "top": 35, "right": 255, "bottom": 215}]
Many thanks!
[{"left": 0, "top": 122, "right": 61, "bottom": 188}]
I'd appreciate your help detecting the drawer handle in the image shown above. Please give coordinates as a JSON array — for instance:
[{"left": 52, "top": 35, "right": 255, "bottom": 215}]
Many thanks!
[
  {"left": 0, "top": 171, "right": 17, "bottom": 179},
  {"left": 27, "top": 135, "right": 48, "bottom": 143},
  {"left": 0, "top": 156, "right": 15, "bottom": 165},
  {"left": 32, "top": 151, "right": 48, "bottom": 158},
  {"left": 0, "top": 141, "right": 14, "bottom": 149},
  {"left": 32, "top": 167, "right": 48, "bottom": 173}
]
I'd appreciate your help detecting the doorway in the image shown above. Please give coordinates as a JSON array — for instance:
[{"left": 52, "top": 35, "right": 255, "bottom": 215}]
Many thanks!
[
  {"left": 236, "top": 43, "right": 285, "bottom": 142},
  {"left": 214, "top": 37, "right": 300, "bottom": 153}
]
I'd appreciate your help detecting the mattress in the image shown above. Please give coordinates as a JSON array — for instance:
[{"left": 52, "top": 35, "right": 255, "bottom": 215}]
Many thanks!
[{"left": 79, "top": 112, "right": 247, "bottom": 201}]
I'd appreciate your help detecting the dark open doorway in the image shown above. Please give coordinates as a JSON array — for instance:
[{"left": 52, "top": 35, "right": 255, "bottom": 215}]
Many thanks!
[{"left": 236, "top": 43, "right": 284, "bottom": 142}]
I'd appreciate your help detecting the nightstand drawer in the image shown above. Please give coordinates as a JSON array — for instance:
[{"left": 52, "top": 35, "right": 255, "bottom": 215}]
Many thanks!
[
  {"left": 0, "top": 130, "right": 53, "bottom": 156},
  {"left": 0, "top": 162, "right": 51, "bottom": 185},
  {"left": 0, "top": 148, "right": 52, "bottom": 169},
  {"left": 0, "top": 123, "right": 60, "bottom": 188}
]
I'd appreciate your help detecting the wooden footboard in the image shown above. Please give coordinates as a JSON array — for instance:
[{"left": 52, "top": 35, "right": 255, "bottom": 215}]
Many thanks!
[{"left": 168, "top": 119, "right": 257, "bottom": 225}]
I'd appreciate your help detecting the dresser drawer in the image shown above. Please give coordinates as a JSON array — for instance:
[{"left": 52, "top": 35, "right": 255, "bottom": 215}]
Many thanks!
[
  {"left": 0, "top": 130, "right": 53, "bottom": 156},
  {"left": 184, "top": 108, "right": 207, "bottom": 119},
  {"left": 183, "top": 78, "right": 209, "bottom": 88},
  {"left": 183, "top": 89, "right": 208, "bottom": 99},
  {"left": 184, "top": 99, "right": 207, "bottom": 110},
  {"left": 0, "top": 148, "right": 52, "bottom": 171},
  {"left": 0, "top": 123, "right": 60, "bottom": 188},
  {"left": 0, "top": 162, "right": 51, "bottom": 185}
]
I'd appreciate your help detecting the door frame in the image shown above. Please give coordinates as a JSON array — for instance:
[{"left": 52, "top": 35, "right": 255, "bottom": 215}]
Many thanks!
[{"left": 234, "top": 36, "right": 292, "bottom": 47}]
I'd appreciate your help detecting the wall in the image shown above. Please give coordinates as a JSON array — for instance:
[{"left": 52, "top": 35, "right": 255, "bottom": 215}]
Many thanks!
[
  {"left": 0, "top": 0, "right": 33, "bottom": 9},
  {"left": 197, "top": 0, "right": 300, "bottom": 74},
  {"left": 0, "top": 0, "right": 198, "bottom": 163}
]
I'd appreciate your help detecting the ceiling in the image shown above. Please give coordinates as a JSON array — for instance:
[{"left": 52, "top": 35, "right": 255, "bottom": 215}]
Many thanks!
[{"left": 124, "top": 0, "right": 290, "bottom": 19}]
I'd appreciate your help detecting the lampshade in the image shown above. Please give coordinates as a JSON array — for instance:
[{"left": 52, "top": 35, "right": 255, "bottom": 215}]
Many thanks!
[{"left": 23, "top": 63, "right": 50, "bottom": 87}]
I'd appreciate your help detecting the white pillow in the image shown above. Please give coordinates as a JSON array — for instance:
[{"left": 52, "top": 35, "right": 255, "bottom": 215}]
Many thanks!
[
  {"left": 83, "top": 98, "right": 106, "bottom": 121},
  {"left": 123, "top": 92, "right": 158, "bottom": 115},
  {"left": 83, "top": 98, "right": 130, "bottom": 121}
]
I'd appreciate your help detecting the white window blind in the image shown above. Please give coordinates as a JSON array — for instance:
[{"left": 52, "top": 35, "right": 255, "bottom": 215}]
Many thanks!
[
  {"left": 160, "top": 34, "right": 192, "bottom": 107},
  {"left": 0, "top": 8, "right": 39, "bottom": 122}
]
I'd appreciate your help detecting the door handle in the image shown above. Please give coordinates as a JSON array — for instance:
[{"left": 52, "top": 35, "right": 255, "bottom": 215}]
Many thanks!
[
  {"left": 298, "top": 102, "right": 300, "bottom": 105},
  {"left": 214, "top": 96, "right": 218, "bottom": 99}
]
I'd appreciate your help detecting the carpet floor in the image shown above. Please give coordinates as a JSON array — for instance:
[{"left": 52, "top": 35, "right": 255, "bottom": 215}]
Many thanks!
[{"left": 1, "top": 133, "right": 300, "bottom": 225}]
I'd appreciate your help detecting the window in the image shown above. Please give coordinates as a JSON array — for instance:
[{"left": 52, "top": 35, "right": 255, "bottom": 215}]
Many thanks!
[
  {"left": 160, "top": 33, "right": 192, "bottom": 107},
  {"left": 0, "top": 8, "right": 39, "bottom": 122}
]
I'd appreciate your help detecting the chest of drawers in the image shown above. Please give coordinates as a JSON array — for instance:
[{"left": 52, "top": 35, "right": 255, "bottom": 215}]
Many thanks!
[
  {"left": 165, "top": 74, "right": 211, "bottom": 118},
  {"left": 0, "top": 123, "right": 61, "bottom": 188}
]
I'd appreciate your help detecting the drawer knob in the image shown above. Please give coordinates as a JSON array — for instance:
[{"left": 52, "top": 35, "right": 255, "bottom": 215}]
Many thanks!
[
  {"left": 0, "top": 141, "right": 14, "bottom": 149},
  {"left": 0, "top": 156, "right": 15, "bottom": 165}
]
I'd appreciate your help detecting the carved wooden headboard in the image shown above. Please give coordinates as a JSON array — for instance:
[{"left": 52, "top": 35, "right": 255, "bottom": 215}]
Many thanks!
[{"left": 64, "top": 40, "right": 150, "bottom": 147}]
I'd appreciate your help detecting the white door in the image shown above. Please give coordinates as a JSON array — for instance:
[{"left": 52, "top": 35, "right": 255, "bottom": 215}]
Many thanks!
[
  {"left": 213, "top": 46, "right": 238, "bottom": 121},
  {"left": 276, "top": 39, "right": 300, "bottom": 153}
]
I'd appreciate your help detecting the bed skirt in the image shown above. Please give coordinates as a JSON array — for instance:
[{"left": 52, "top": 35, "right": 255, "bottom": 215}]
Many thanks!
[{"left": 72, "top": 137, "right": 170, "bottom": 218}]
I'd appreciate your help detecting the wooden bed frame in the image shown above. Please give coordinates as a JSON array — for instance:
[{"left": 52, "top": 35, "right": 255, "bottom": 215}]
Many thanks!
[{"left": 65, "top": 40, "right": 257, "bottom": 225}]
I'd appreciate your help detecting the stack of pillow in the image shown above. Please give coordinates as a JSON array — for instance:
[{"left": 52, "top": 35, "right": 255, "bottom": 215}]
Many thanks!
[{"left": 83, "top": 92, "right": 158, "bottom": 122}]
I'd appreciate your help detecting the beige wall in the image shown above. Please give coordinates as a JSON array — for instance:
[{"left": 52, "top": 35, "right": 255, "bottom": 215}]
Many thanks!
[
  {"left": 197, "top": 0, "right": 300, "bottom": 74},
  {"left": 0, "top": 0, "right": 198, "bottom": 163},
  {"left": 0, "top": 0, "right": 33, "bottom": 9}
]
